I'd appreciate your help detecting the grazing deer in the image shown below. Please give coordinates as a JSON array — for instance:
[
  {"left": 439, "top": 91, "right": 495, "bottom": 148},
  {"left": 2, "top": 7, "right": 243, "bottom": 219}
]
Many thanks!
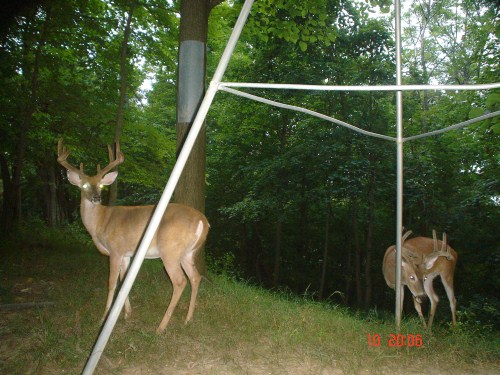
[
  {"left": 57, "top": 139, "right": 209, "bottom": 333},
  {"left": 383, "top": 229, "right": 457, "bottom": 330}
]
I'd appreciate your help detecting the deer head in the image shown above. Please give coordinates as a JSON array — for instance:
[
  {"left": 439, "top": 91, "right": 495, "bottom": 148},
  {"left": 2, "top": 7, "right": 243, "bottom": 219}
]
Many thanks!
[
  {"left": 383, "top": 229, "right": 426, "bottom": 302},
  {"left": 57, "top": 139, "right": 124, "bottom": 204}
]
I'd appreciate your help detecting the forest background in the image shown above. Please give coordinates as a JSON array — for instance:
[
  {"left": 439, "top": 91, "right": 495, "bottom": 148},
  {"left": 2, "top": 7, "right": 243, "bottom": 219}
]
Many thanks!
[{"left": 0, "top": 0, "right": 498, "bottom": 329}]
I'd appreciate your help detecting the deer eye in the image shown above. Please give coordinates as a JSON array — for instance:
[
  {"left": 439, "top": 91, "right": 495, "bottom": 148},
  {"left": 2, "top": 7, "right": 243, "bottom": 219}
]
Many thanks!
[
  {"left": 410, "top": 275, "right": 415, "bottom": 280},
  {"left": 82, "top": 183, "right": 90, "bottom": 189},
  {"left": 98, "top": 184, "right": 104, "bottom": 189}
]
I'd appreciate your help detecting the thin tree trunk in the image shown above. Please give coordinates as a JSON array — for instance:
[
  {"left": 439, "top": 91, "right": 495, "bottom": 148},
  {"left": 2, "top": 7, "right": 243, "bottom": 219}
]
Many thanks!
[
  {"left": 109, "top": 2, "right": 135, "bottom": 205},
  {"left": 419, "top": 0, "right": 431, "bottom": 133},
  {"left": 352, "top": 202, "right": 363, "bottom": 307},
  {"left": 364, "top": 160, "right": 376, "bottom": 309},
  {"left": 273, "top": 219, "right": 283, "bottom": 287},
  {"left": 319, "top": 202, "right": 331, "bottom": 300},
  {"left": 345, "top": 241, "right": 352, "bottom": 305},
  {"left": 43, "top": 151, "right": 58, "bottom": 227}
]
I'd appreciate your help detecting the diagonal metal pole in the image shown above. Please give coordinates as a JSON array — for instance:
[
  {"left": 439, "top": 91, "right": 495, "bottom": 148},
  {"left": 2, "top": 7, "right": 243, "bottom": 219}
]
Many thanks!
[
  {"left": 394, "top": 0, "right": 404, "bottom": 332},
  {"left": 81, "top": 0, "right": 255, "bottom": 373}
]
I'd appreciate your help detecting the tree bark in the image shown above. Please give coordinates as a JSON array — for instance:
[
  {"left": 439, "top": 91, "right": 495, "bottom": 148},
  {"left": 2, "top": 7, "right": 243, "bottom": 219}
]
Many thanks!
[
  {"left": 109, "top": 2, "right": 135, "bottom": 205},
  {"left": 364, "top": 157, "right": 376, "bottom": 309},
  {"left": 273, "top": 219, "right": 283, "bottom": 287},
  {"left": 175, "top": 0, "right": 211, "bottom": 213},
  {"left": 319, "top": 202, "right": 331, "bottom": 300},
  {"left": 42, "top": 150, "right": 58, "bottom": 227},
  {"left": 352, "top": 202, "right": 363, "bottom": 307},
  {"left": 175, "top": 0, "right": 221, "bottom": 277}
]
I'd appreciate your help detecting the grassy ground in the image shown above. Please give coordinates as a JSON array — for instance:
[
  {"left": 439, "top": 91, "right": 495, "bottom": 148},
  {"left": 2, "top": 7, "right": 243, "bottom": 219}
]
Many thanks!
[{"left": 1, "top": 225, "right": 499, "bottom": 375}]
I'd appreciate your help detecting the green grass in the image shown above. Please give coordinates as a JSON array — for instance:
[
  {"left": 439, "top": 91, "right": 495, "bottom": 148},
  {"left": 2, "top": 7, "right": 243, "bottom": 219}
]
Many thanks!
[{"left": 1, "top": 225, "right": 499, "bottom": 374}]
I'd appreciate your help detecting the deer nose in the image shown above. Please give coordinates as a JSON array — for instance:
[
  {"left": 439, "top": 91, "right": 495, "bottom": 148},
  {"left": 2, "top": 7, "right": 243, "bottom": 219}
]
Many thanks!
[{"left": 90, "top": 195, "right": 101, "bottom": 204}]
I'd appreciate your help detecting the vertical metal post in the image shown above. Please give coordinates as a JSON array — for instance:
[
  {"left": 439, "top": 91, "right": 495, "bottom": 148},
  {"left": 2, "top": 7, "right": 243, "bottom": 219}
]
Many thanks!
[
  {"left": 81, "top": 0, "right": 255, "bottom": 373},
  {"left": 394, "top": 0, "right": 404, "bottom": 332}
]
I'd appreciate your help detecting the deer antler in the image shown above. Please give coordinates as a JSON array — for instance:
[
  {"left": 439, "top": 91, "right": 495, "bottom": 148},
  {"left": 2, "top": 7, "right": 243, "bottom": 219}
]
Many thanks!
[
  {"left": 431, "top": 230, "right": 453, "bottom": 261},
  {"left": 57, "top": 139, "right": 83, "bottom": 175},
  {"left": 96, "top": 142, "right": 125, "bottom": 177},
  {"left": 423, "top": 230, "right": 454, "bottom": 270},
  {"left": 402, "top": 228, "right": 413, "bottom": 242},
  {"left": 400, "top": 228, "right": 424, "bottom": 263}
]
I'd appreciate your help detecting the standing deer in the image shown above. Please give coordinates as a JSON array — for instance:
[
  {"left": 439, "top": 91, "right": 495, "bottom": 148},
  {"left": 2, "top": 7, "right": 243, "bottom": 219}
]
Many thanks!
[
  {"left": 57, "top": 139, "right": 209, "bottom": 333},
  {"left": 383, "top": 229, "right": 457, "bottom": 330}
]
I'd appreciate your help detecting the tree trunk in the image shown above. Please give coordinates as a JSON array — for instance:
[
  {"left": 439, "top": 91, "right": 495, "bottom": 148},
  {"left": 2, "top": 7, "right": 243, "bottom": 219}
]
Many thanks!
[
  {"left": 364, "top": 158, "right": 376, "bottom": 309},
  {"left": 273, "top": 219, "right": 283, "bottom": 287},
  {"left": 175, "top": 0, "right": 211, "bottom": 213},
  {"left": 319, "top": 202, "right": 331, "bottom": 300},
  {"left": 345, "top": 240, "right": 352, "bottom": 305},
  {"left": 352, "top": 202, "right": 363, "bottom": 307},
  {"left": 42, "top": 150, "right": 58, "bottom": 227},
  {"left": 109, "top": 2, "right": 135, "bottom": 205},
  {"left": 0, "top": 153, "right": 14, "bottom": 234},
  {"left": 175, "top": 0, "right": 223, "bottom": 278}
]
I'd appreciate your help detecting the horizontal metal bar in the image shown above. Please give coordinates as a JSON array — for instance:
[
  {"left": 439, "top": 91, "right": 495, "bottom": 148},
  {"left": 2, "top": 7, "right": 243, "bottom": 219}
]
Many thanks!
[
  {"left": 219, "top": 86, "right": 397, "bottom": 141},
  {"left": 220, "top": 82, "right": 500, "bottom": 92}
]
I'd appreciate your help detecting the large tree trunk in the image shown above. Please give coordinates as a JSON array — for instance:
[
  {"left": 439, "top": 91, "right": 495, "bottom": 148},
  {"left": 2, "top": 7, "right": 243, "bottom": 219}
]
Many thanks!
[
  {"left": 175, "top": 0, "right": 222, "bottom": 277},
  {"left": 175, "top": 0, "right": 211, "bottom": 212}
]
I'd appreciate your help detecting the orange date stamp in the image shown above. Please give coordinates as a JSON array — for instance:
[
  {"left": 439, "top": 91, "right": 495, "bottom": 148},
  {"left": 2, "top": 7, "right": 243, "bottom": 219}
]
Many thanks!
[{"left": 367, "top": 333, "right": 423, "bottom": 348}]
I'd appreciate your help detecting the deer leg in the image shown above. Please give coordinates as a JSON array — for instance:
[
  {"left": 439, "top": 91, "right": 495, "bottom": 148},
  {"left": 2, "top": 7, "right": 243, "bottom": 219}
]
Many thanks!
[
  {"left": 181, "top": 252, "right": 202, "bottom": 324},
  {"left": 412, "top": 296, "right": 427, "bottom": 329},
  {"left": 157, "top": 263, "right": 187, "bottom": 333},
  {"left": 103, "top": 254, "right": 122, "bottom": 322},
  {"left": 441, "top": 273, "right": 457, "bottom": 328},
  {"left": 423, "top": 274, "right": 439, "bottom": 331},
  {"left": 397, "top": 286, "right": 405, "bottom": 320},
  {"left": 120, "top": 257, "right": 132, "bottom": 320}
]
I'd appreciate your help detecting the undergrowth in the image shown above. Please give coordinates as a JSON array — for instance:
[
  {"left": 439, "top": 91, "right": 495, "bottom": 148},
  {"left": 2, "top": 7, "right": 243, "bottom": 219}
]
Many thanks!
[{"left": 0, "top": 224, "right": 498, "bottom": 374}]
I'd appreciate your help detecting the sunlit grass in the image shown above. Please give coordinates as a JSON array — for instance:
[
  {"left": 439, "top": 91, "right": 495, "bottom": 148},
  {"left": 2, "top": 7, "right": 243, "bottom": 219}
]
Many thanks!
[{"left": 1, "top": 225, "right": 498, "bottom": 374}]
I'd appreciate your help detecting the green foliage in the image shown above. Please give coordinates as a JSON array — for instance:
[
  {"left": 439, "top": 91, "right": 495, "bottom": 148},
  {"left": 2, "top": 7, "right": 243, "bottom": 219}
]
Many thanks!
[
  {"left": 244, "top": 0, "right": 338, "bottom": 50},
  {"left": 456, "top": 295, "right": 499, "bottom": 333}
]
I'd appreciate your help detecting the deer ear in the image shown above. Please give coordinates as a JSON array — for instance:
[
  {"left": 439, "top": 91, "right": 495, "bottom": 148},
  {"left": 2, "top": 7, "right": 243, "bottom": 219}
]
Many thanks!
[
  {"left": 101, "top": 171, "right": 118, "bottom": 185},
  {"left": 424, "top": 255, "right": 439, "bottom": 270},
  {"left": 67, "top": 170, "right": 81, "bottom": 186}
]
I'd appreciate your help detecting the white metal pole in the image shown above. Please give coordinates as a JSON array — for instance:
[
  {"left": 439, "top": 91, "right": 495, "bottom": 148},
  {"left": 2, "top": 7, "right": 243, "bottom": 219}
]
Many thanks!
[
  {"left": 394, "top": 0, "right": 404, "bottom": 332},
  {"left": 219, "top": 82, "right": 500, "bottom": 91},
  {"left": 81, "top": 0, "right": 255, "bottom": 373}
]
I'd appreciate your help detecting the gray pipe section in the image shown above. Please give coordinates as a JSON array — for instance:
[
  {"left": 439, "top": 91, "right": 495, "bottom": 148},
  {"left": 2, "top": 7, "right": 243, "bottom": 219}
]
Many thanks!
[
  {"left": 81, "top": 0, "right": 255, "bottom": 373},
  {"left": 220, "top": 82, "right": 500, "bottom": 91},
  {"left": 394, "top": 0, "right": 404, "bottom": 332}
]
